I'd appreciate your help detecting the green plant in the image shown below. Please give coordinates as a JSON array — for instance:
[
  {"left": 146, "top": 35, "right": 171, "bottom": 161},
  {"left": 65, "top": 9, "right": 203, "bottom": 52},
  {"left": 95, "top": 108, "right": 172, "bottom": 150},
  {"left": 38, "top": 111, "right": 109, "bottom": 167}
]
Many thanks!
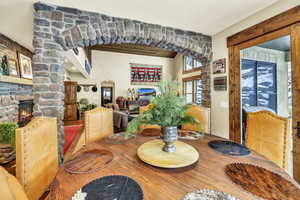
[
  {"left": 0, "top": 122, "right": 18, "bottom": 146},
  {"left": 126, "top": 80, "right": 200, "bottom": 137},
  {"left": 82, "top": 103, "right": 97, "bottom": 111}
]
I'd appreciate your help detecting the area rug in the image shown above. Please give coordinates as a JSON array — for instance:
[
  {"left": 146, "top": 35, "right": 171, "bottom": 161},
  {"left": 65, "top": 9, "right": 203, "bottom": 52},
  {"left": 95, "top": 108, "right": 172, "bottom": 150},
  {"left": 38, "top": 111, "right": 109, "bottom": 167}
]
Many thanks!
[
  {"left": 225, "top": 163, "right": 300, "bottom": 200},
  {"left": 208, "top": 140, "right": 250, "bottom": 156},
  {"left": 64, "top": 125, "right": 83, "bottom": 154},
  {"left": 71, "top": 175, "right": 143, "bottom": 200},
  {"left": 182, "top": 189, "right": 241, "bottom": 200}
]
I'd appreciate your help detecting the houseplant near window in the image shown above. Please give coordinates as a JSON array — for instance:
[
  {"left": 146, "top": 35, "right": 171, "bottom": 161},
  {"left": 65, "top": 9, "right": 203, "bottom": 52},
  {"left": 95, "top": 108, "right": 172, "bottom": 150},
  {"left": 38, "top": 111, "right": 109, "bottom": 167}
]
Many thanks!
[{"left": 126, "top": 80, "right": 200, "bottom": 152}]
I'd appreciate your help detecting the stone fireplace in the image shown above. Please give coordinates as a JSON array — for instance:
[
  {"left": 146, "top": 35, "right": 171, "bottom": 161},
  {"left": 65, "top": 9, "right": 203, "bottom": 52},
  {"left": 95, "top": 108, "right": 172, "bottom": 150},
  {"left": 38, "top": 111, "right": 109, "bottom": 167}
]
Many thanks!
[
  {"left": 18, "top": 100, "right": 34, "bottom": 127},
  {"left": 0, "top": 82, "right": 33, "bottom": 125}
]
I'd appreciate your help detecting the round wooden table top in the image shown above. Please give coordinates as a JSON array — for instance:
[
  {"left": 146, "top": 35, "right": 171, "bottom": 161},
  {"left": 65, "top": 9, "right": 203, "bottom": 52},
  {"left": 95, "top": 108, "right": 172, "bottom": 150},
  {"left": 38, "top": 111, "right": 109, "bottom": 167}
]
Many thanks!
[{"left": 50, "top": 135, "right": 298, "bottom": 200}]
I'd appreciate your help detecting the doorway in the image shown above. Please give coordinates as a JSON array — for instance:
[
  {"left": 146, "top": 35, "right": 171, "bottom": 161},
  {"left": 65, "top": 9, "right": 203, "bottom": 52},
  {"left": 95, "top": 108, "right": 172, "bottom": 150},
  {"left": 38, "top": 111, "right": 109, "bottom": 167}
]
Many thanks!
[
  {"left": 240, "top": 35, "right": 291, "bottom": 144},
  {"left": 101, "top": 87, "right": 113, "bottom": 107},
  {"left": 240, "top": 36, "right": 293, "bottom": 174},
  {"left": 228, "top": 24, "right": 300, "bottom": 182}
]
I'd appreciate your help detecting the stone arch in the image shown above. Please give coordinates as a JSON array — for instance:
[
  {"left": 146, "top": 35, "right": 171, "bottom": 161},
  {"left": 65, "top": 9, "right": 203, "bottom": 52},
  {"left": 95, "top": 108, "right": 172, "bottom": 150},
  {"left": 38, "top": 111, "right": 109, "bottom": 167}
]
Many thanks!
[
  {"left": 58, "top": 23, "right": 212, "bottom": 64},
  {"left": 33, "top": 2, "right": 212, "bottom": 160}
]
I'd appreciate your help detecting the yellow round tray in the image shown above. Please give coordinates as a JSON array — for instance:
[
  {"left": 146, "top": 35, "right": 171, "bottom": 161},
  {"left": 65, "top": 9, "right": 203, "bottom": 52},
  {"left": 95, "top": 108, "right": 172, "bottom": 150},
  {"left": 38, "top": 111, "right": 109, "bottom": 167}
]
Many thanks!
[{"left": 137, "top": 139, "right": 199, "bottom": 168}]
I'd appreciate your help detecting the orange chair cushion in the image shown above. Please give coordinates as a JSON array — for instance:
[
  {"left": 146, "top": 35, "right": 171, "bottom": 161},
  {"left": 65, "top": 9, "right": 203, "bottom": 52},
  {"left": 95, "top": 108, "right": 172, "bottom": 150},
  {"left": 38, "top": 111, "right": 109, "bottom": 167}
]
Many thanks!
[{"left": 246, "top": 111, "right": 288, "bottom": 170}]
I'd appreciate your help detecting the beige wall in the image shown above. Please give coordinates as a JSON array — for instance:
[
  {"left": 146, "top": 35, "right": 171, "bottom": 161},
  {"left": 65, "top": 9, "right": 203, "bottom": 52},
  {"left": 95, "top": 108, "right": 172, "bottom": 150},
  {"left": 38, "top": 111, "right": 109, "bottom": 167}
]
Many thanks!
[
  {"left": 211, "top": 0, "right": 300, "bottom": 139},
  {"left": 70, "top": 51, "right": 175, "bottom": 105}
]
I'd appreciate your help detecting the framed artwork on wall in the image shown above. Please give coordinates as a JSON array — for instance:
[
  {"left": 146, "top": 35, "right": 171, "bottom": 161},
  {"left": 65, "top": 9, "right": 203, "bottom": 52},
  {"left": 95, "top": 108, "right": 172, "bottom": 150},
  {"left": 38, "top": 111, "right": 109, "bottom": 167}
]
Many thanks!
[
  {"left": 213, "top": 58, "right": 226, "bottom": 74},
  {"left": 18, "top": 53, "right": 33, "bottom": 79},
  {"left": 0, "top": 43, "right": 16, "bottom": 76},
  {"left": 214, "top": 76, "right": 227, "bottom": 91},
  {"left": 130, "top": 63, "right": 162, "bottom": 85},
  {"left": 8, "top": 58, "right": 19, "bottom": 77}
]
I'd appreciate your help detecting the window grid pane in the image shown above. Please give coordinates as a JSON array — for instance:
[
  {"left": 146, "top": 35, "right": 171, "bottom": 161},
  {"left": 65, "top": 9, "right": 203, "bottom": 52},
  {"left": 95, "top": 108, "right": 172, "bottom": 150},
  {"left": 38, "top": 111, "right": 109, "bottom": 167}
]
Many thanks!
[
  {"left": 194, "top": 59, "right": 203, "bottom": 68},
  {"left": 183, "top": 78, "right": 202, "bottom": 105},
  {"left": 194, "top": 79, "right": 202, "bottom": 104},
  {"left": 185, "top": 94, "right": 193, "bottom": 103},
  {"left": 184, "top": 56, "right": 193, "bottom": 71}
]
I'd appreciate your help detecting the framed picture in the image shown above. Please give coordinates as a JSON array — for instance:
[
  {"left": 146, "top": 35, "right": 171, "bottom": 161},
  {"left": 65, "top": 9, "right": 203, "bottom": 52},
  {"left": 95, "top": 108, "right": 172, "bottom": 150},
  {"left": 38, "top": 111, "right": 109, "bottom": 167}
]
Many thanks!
[
  {"left": 213, "top": 58, "right": 226, "bottom": 74},
  {"left": 18, "top": 53, "right": 33, "bottom": 79},
  {"left": 214, "top": 76, "right": 227, "bottom": 91},
  {"left": 8, "top": 58, "right": 19, "bottom": 77},
  {"left": 130, "top": 63, "right": 162, "bottom": 85}
]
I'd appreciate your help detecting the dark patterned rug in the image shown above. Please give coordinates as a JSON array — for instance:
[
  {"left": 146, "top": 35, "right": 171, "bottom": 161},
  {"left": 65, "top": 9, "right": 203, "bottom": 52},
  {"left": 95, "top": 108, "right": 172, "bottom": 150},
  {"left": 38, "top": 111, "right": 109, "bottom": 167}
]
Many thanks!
[
  {"left": 71, "top": 175, "right": 143, "bottom": 200},
  {"left": 208, "top": 140, "right": 250, "bottom": 156}
]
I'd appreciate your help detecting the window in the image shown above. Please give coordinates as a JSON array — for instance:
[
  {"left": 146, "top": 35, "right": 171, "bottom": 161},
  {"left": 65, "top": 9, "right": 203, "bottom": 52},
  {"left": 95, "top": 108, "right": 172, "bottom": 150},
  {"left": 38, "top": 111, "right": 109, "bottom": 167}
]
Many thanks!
[
  {"left": 183, "top": 76, "right": 202, "bottom": 104},
  {"left": 183, "top": 56, "right": 203, "bottom": 73},
  {"left": 241, "top": 59, "right": 277, "bottom": 112}
]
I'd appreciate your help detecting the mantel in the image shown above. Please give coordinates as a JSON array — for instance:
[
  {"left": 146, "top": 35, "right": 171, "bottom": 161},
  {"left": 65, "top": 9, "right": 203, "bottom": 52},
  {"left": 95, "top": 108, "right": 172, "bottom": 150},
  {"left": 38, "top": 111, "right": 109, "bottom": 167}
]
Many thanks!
[{"left": 0, "top": 75, "right": 33, "bottom": 85}]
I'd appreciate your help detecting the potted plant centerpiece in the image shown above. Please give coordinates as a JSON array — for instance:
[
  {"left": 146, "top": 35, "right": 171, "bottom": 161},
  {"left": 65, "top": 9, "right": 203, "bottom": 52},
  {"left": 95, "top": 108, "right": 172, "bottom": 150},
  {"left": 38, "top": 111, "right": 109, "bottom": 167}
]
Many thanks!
[{"left": 126, "top": 80, "right": 200, "bottom": 153}]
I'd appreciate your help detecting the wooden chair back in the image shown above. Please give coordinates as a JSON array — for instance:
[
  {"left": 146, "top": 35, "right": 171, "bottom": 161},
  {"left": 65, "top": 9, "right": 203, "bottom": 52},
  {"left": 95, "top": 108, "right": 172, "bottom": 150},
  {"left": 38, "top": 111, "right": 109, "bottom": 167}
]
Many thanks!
[
  {"left": 246, "top": 111, "right": 289, "bottom": 170},
  {"left": 16, "top": 117, "right": 58, "bottom": 200}
]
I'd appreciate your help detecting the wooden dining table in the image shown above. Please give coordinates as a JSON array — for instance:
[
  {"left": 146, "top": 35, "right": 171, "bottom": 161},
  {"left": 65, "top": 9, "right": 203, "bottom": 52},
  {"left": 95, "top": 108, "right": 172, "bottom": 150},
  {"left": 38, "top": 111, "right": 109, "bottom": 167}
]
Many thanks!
[{"left": 50, "top": 134, "right": 298, "bottom": 200}]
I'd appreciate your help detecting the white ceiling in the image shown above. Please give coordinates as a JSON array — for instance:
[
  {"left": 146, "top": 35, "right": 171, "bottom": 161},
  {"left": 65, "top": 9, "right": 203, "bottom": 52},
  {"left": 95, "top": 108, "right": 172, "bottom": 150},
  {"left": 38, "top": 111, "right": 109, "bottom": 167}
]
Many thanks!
[{"left": 0, "top": 0, "right": 279, "bottom": 51}]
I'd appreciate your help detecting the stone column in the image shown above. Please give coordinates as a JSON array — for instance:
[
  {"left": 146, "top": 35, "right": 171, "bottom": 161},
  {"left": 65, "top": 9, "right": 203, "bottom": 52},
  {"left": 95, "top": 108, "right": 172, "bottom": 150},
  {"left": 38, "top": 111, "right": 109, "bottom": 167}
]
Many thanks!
[{"left": 33, "top": 10, "right": 65, "bottom": 162}]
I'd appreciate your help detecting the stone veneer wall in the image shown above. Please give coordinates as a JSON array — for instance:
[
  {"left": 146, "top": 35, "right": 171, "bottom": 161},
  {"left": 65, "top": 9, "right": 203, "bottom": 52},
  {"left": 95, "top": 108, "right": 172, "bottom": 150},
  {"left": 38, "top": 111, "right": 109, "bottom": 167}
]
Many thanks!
[
  {"left": 0, "top": 83, "right": 32, "bottom": 123},
  {"left": 201, "top": 66, "right": 211, "bottom": 107},
  {"left": 33, "top": 2, "right": 213, "bottom": 160}
]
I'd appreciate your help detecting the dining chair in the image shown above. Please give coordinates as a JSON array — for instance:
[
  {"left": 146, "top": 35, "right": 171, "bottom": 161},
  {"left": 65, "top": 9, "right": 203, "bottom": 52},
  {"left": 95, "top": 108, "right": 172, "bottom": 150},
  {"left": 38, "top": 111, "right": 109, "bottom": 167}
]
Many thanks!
[
  {"left": 84, "top": 107, "right": 113, "bottom": 144},
  {"left": 139, "top": 105, "right": 161, "bottom": 133},
  {"left": 246, "top": 111, "right": 289, "bottom": 170},
  {"left": 16, "top": 117, "right": 58, "bottom": 200},
  {"left": 0, "top": 166, "right": 29, "bottom": 200},
  {"left": 65, "top": 107, "right": 113, "bottom": 159},
  {"left": 181, "top": 105, "right": 211, "bottom": 134}
]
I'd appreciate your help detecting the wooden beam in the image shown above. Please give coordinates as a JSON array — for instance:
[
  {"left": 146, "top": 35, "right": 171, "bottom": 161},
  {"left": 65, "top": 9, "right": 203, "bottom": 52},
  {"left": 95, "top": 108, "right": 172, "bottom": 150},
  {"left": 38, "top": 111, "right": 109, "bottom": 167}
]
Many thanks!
[
  {"left": 227, "top": 5, "right": 300, "bottom": 47},
  {"left": 291, "top": 23, "right": 300, "bottom": 183},
  {"left": 90, "top": 44, "right": 177, "bottom": 58},
  {"left": 228, "top": 45, "right": 241, "bottom": 143}
]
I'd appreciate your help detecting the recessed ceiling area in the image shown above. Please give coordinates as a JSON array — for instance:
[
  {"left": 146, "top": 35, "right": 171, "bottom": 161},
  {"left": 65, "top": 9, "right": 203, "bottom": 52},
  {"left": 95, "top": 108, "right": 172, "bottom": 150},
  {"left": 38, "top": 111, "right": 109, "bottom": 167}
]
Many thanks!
[
  {"left": 0, "top": 0, "right": 279, "bottom": 51},
  {"left": 90, "top": 44, "right": 178, "bottom": 58}
]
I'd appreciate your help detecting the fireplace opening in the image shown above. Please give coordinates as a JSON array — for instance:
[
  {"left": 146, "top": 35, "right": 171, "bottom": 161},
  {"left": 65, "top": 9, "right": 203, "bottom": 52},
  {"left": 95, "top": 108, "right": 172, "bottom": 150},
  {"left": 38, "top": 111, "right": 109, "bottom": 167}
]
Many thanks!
[{"left": 18, "top": 100, "right": 33, "bottom": 127}]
